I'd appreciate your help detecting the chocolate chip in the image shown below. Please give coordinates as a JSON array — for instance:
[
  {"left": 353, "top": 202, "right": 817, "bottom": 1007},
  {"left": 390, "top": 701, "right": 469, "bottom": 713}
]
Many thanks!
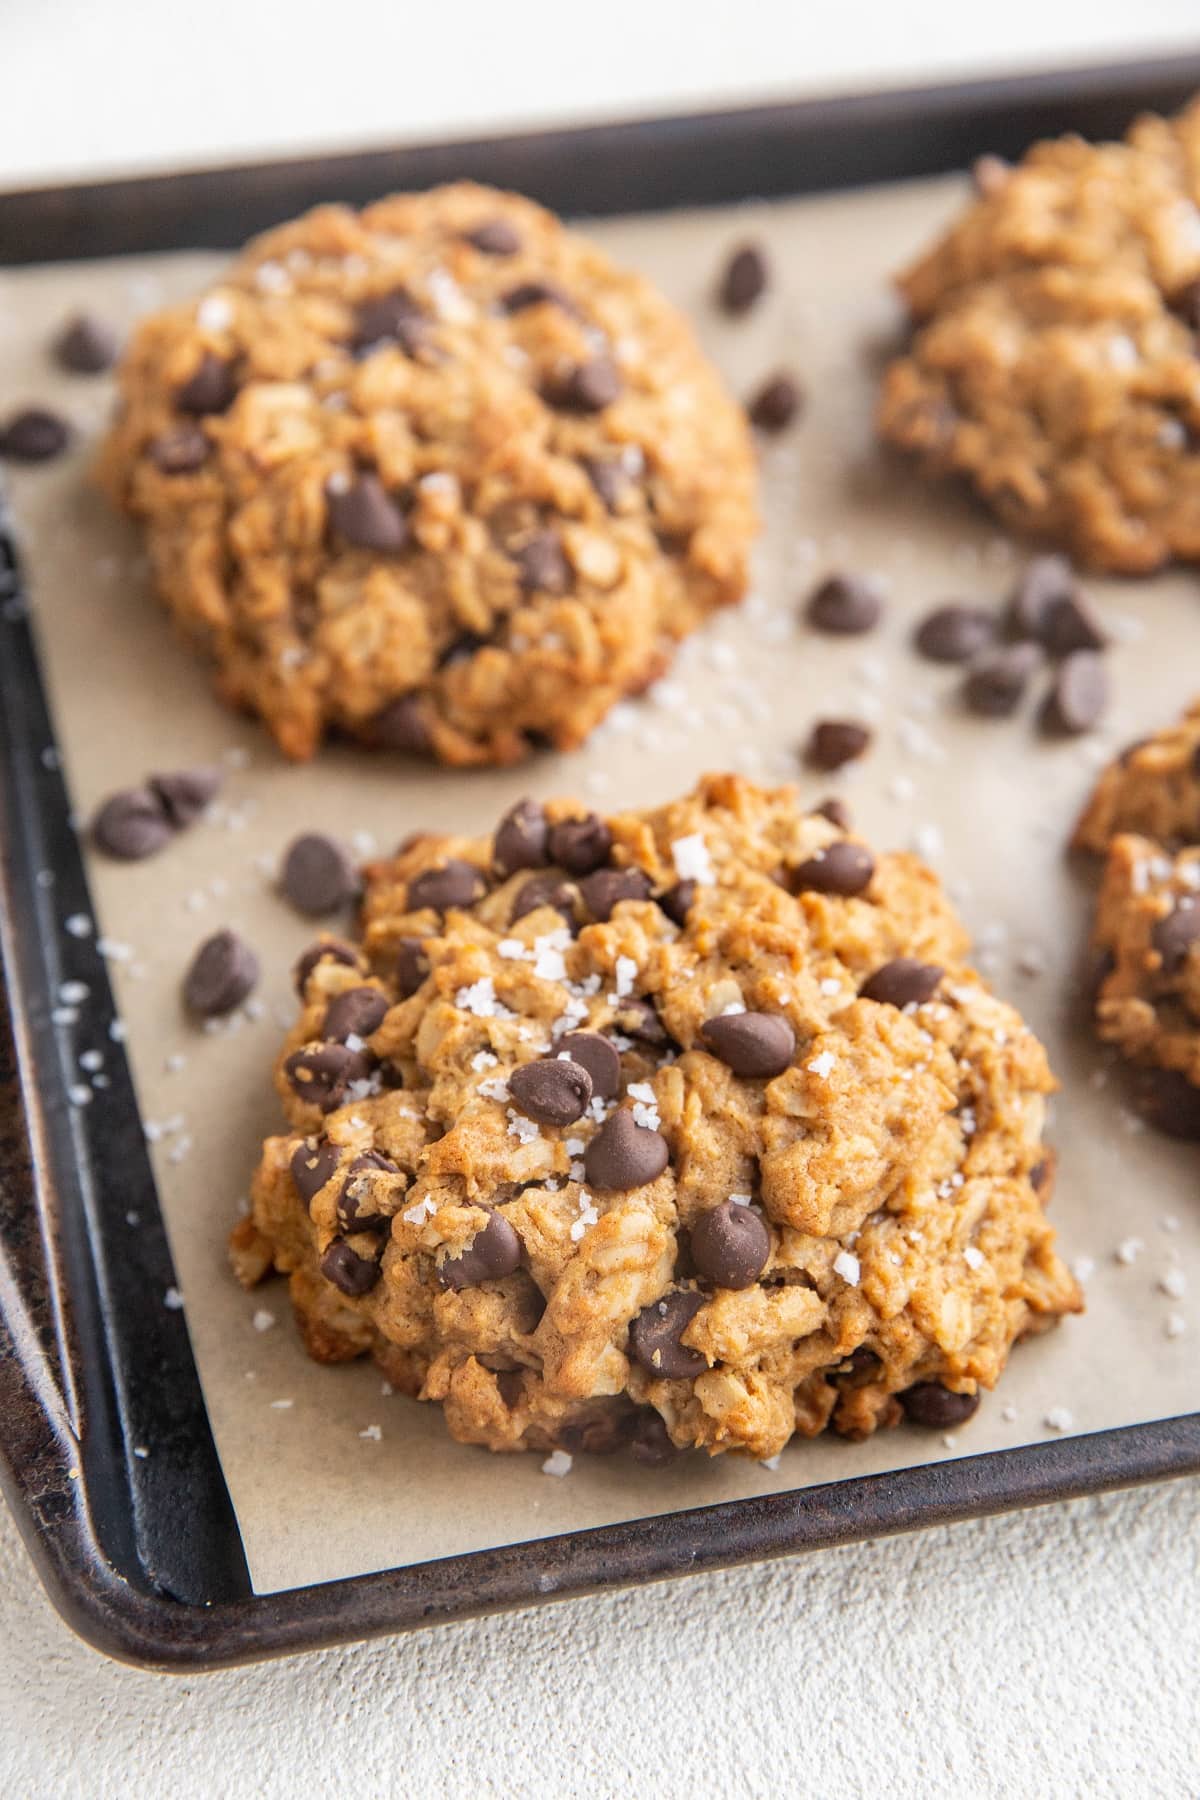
[
  {"left": 791, "top": 841, "right": 875, "bottom": 897},
  {"left": 629, "top": 1290, "right": 705, "bottom": 1379},
  {"left": 747, "top": 372, "right": 802, "bottom": 432},
  {"left": 91, "top": 786, "right": 174, "bottom": 860},
  {"left": 690, "top": 1202, "right": 770, "bottom": 1289},
  {"left": 584, "top": 1109, "right": 670, "bottom": 1190},
  {"left": 321, "top": 1239, "right": 382, "bottom": 1296},
  {"left": 805, "top": 573, "right": 883, "bottom": 635},
  {"left": 548, "top": 356, "right": 621, "bottom": 413},
  {"left": 438, "top": 1207, "right": 522, "bottom": 1289},
  {"left": 1171, "top": 278, "right": 1200, "bottom": 332},
  {"left": 972, "top": 153, "right": 1011, "bottom": 196},
  {"left": 508, "top": 1057, "right": 593, "bottom": 1126},
  {"left": 280, "top": 832, "right": 358, "bottom": 916},
  {"left": 290, "top": 1138, "right": 341, "bottom": 1206},
  {"left": 183, "top": 928, "right": 260, "bottom": 1016},
  {"left": 370, "top": 694, "right": 430, "bottom": 754},
  {"left": 284, "top": 1043, "right": 373, "bottom": 1112},
  {"left": 617, "top": 997, "right": 670, "bottom": 1047},
  {"left": 583, "top": 456, "right": 631, "bottom": 511},
  {"left": 1041, "top": 651, "right": 1109, "bottom": 735},
  {"left": 557, "top": 1031, "right": 621, "bottom": 1098},
  {"left": 1042, "top": 592, "right": 1108, "bottom": 656},
  {"left": 464, "top": 219, "right": 521, "bottom": 255},
  {"left": 395, "top": 935, "right": 430, "bottom": 997},
  {"left": 1008, "top": 556, "right": 1074, "bottom": 640},
  {"left": 407, "top": 858, "right": 484, "bottom": 914},
  {"left": 337, "top": 1150, "right": 398, "bottom": 1231},
  {"left": 502, "top": 280, "right": 572, "bottom": 313},
  {"left": 700, "top": 1010, "right": 795, "bottom": 1079},
  {"left": 629, "top": 1410, "right": 680, "bottom": 1465},
  {"left": 54, "top": 313, "right": 118, "bottom": 374},
  {"left": 658, "top": 881, "right": 696, "bottom": 927},
  {"left": 837, "top": 1345, "right": 882, "bottom": 1382},
  {"left": 327, "top": 474, "right": 408, "bottom": 552},
  {"left": 149, "top": 765, "right": 222, "bottom": 827},
  {"left": 1029, "top": 1157, "right": 1051, "bottom": 1193},
  {"left": 150, "top": 426, "right": 209, "bottom": 474},
  {"left": 579, "top": 867, "right": 652, "bottom": 922},
  {"left": 860, "top": 958, "right": 943, "bottom": 1007},
  {"left": 805, "top": 719, "right": 871, "bottom": 771},
  {"left": 548, "top": 813, "right": 612, "bottom": 874},
  {"left": 511, "top": 872, "right": 577, "bottom": 926},
  {"left": 494, "top": 799, "right": 549, "bottom": 876},
  {"left": 438, "top": 634, "right": 489, "bottom": 669},
  {"left": 1133, "top": 1069, "right": 1200, "bottom": 1140},
  {"left": 1152, "top": 899, "right": 1200, "bottom": 975},
  {"left": 176, "top": 353, "right": 235, "bottom": 416},
  {"left": 719, "top": 242, "right": 768, "bottom": 314},
  {"left": 814, "top": 797, "right": 852, "bottom": 831},
  {"left": 963, "top": 642, "right": 1041, "bottom": 717},
  {"left": 323, "top": 985, "right": 388, "bottom": 1042},
  {"left": 900, "top": 1383, "right": 980, "bottom": 1428},
  {"left": 294, "top": 937, "right": 361, "bottom": 995},
  {"left": 353, "top": 288, "right": 424, "bottom": 351},
  {"left": 513, "top": 530, "right": 570, "bottom": 595},
  {"left": 559, "top": 1412, "right": 632, "bottom": 1456},
  {"left": 0, "top": 408, "right": 70, "bottom": 462},
  {"left": 914, "top": 603, "right": 996, "bottom": 664}
]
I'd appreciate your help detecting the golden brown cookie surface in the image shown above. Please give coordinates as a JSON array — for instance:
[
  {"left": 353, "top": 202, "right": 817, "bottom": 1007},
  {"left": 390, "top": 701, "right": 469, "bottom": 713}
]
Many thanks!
[
  {"left": 1073, "top": 700, "right": 1200, "bottom": 853},
  {"left": 99, "top": 184, "right": 756, "bottom": 764},
  {"left": 236, "top": 774, "right": 1080, "bottom": 1462}
]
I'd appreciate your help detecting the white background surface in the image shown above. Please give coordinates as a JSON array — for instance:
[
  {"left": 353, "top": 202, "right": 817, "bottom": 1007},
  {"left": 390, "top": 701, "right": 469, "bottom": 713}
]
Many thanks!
[{"left": 1, "top": 6, "right": 1199, "bottom": 1796}]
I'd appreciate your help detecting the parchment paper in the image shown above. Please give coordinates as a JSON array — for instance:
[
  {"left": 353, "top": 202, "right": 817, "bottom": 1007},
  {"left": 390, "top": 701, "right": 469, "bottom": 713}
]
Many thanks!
[{"left": 1, "top": 175, "right": 1196, "bottom": 1596}]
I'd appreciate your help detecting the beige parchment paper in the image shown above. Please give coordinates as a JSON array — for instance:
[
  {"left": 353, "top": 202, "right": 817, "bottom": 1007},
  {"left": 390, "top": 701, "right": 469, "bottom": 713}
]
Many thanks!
[{"left": 1, "top": 175, "right": 1197, "bottom": 1595}]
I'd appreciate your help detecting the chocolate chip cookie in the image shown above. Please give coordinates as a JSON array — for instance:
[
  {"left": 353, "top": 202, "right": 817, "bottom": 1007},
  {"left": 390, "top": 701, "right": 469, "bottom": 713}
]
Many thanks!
[
  {"left": 878, "top": 100, "right": 1200, "bottom": 572},
  {"left": 232, "top": 773, "right": 1080, "bottom": 1461},
  {"left": 1073, "top": 701, "right": 1200, "bottom": 854},
  {"left": 98, "top": 185, "right": 757, "bottom": 765}
]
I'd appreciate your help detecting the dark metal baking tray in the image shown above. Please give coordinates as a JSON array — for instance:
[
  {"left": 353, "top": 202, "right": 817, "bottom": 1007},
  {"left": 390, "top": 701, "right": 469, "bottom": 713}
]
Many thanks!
[{"left": 2, "top": 55, "right": 1200, "bottom": 1671}]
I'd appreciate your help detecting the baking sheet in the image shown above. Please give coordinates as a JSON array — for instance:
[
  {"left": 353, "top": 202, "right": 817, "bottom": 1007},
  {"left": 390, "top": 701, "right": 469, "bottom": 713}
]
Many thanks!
[{"left": 1, "top": 174, "right": 1197, "bottom": 1596}]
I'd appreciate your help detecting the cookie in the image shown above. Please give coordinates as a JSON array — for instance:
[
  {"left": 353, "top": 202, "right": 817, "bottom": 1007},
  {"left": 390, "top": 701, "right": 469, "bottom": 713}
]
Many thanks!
[
  {"left": 98, "top": 184, "right": 757, "bottom": 765},
  {"left": 1073, "top": 701, "right": 1200, "bottom": 853},
  {"left": 877, "top": 101, "right": 1200, "bottom": 572},
  {"left": 232, "top": 774, "right": 1080, "bottom": 1461}
]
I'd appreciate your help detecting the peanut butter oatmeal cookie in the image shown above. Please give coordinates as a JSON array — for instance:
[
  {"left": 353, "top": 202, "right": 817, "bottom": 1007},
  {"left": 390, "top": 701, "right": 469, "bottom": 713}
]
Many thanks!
[
  {"left": 233, "top": 774, "right": 1080, "bottom": 1461},
  {"left": 878, "top": 100, "right": 1200, "bottom": 572},
  {"left": 98, "top": 185, "right": 756, "bottom": 765},
  {"left": 1073, "top": 700, "right": 1200, "bottom": 853}
]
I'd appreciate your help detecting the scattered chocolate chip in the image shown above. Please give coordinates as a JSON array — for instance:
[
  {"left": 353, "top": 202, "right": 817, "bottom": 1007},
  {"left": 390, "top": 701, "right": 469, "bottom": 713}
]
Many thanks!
[
  {"left": 509, "top": 1057, "right": 593, "bottom": 1126},
  {"left": 352, "top": 288, "right": 424, "bottom": 351},
  {"left": 407, "top": 858, "right": 484, "bottom": 914},
  {"left": 0, "top": 408, "right": 70, "bottom": 462},
  {"left": 584, "top": 1109, "right": 670, "bottom": 1190},
  {"left": 1152, "top": 899, "right": 1200, "bottom": 975},
  {"left": 464, "top": 218, "right": 522, "bottom": 255},
  {"left": 548, "top": 813, "right": 612, "bottom": 875},
  {"left": 1007, "top": 556, "right": 1074, "bottom": 641},
  {"left": 1133, "top": 1068, "right": 1200, "bottom": 1140},
  {"left": 791, "top": 840, "right": 875, "bottom": 897},
  {"left": 293, "top": 937, "right": 361, "bottom": 995},
  {"left": 1042, "top": 592, "right": 1108, "bottom": 656},
  {"left": 583, "top": 456, "right": 630, "bottom": 511},
  {"left": 438, "top": 1207, "right": 522, "bottom": 1289},
  {"left": 176, "top": 353, "right": 235, "bottom": 416},
  {"left": 805, "top": 718, "right": 872, "bottom": 772},
  {"left": 370, "top": 694, "right": 431, "bottom": 754},
  {"left": 502, "top": 280, "right": 572, "bottom": 314},
  {"left": 321, "top": 1238, "right": 382, "bottom": 1296},
  {"left": 395, "top": 935, "right": 430, "bottom": 997},
  {"left": 747, "top": 372, "right": 802, "bottom": 432},
  {"left": 548, "top": 356, "right": 621, "bottom": 413},
  {"left": 494, "top": 798, "right": 549, "bottom": 876},
  {"left": 814, "top": 796, "right": 852, "bottom": 831},
  {"left": 658, "top": 880, "right": 696, "bottom": 927},
  {"left": 337, "top": 1150, "right": 398, "bottom": 1231},
  {"left": 54, "top": 313, "right": 119, "bottom": 374},
  {"left": 690, "top": 1201, "right": 770, "bottom": 1289},
  {"left": 860, "top": 958, "right": 943, "bottom": 1008},
  {"left": 629, "top": 1289, "right": 705, "bottom": 1379},
  {"left": 578, "top": 866, "right": 652, "bottom": 922},
  {"left": 557, "top": 1031, "right": 621, "bottom": 1099},
  {"left": 91, "top": 786, "right": 174, "bottom": 860},
  {"left": 618, "top": 997, "right": 670, "bottom": 1047},
  {"left": 323, "top": 985, "right": 388, "bottom": 1043},
  {"left": 1041, "top": 650, "right": 1109, "bottom": 735},
  {"left": 805, "top": 572, "right": 883, "bottom": 635},
  {"left": 719, "top": 242, "right": 768, "bottom": 314},
  {"left": 327, "top": 474, "right": 409, "bottom": 552},
  {"left": 629, "top": 1410, "right": 680, "bottom": 1465},
  {"left": 972, "top": 153, "right": 1011, "bottom": 197},
  {"left": 150, "top": 425, "right": 209, "bottom": 474},
  {"left": 900, "top": 1383, "right": 980, "bottom": 1429},
  {"left": 149, "top": 765, "right": 222, "bottom": 827},
  {"left": 183, "top": 928, "right": 260, "bottom": 1017},
  {"left": 700, "top": 1010, "right": 795, "bottom": 1079},
  {"left": 511, "top": 873, "right": 577, "bottom": 925},
  {"left": 284, "top": 1043, "right": 373, "bottom": 1112},
  {"left": 914, "top": 603, "right": 996, "bottom": 664},
  {"left": 280, "top": 832, "right": 358, "bottom": 916},
  {"left": 290, "top": 1138, "right": 341, "bottom": 1206},
  {"left": 963, "top": 642, "right": 1041, "bottom": 717},
  {"left": 514, "top": 529, "right": 570, "bottom": 594}
]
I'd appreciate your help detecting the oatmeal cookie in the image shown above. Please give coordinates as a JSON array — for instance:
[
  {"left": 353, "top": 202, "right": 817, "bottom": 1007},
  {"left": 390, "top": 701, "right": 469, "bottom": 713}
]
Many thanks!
[
  {"left": 98, "top": 185, "right": 756, "bottom": 765},
  {"left": 1073, "top": 700, "right": 1200, "bottom": 853},
  {"left": 234, "top": 774, "right": 1079, "bottom": 1461},
  {"left": 878, "top": 100, "right": 1200, "bottom": 572}
]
